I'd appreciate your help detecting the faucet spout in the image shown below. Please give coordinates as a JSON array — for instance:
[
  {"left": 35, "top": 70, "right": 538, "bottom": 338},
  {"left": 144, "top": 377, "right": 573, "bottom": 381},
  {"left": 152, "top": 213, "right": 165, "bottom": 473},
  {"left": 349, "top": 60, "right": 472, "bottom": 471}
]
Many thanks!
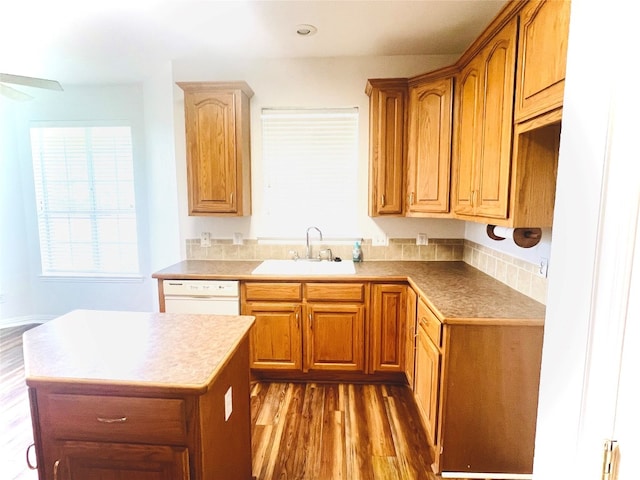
[{"left": 305, "top": 226, "right": 323, "bottom": 259}]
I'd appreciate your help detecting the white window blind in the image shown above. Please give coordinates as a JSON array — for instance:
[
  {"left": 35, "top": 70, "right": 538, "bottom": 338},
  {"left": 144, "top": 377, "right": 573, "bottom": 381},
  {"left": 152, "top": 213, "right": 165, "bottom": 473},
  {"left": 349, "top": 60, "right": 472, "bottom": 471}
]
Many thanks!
[
  {"left": 30, "top": 125, "right": 140, "bottom": 276},
  {"left": 261, "top": 108, "right": 359, "bottom": 238}
]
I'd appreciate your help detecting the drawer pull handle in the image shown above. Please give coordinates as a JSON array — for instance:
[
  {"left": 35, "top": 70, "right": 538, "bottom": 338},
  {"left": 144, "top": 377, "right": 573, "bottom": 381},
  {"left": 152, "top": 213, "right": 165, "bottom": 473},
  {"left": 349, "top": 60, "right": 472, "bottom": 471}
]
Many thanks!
[
  {"left": 53, "top": 459, "right": 60, "bottom": 480},
  {"left": 97, "top": 416, "right": 128, "bottom": 424},
  {"left": 26, "top": 443, "right": 38, "bottom": 470},
  {"left": 421, "top": 316, "right": 429, "bottom": 325}
]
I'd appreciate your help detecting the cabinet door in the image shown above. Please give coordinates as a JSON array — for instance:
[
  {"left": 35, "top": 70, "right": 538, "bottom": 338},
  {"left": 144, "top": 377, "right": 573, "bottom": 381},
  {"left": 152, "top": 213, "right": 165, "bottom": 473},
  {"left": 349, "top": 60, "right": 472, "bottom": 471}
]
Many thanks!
[
  {"left": 414, "top": 324, "right": 441, "bottom": 448},
  {"left": 305, "top": 304, "right": 365, "bottom": 372},
  {"left": 52, "top": 441, "right": 190, "bottom": 480},
  {"left": 452, "top": 57, "right": 482, "bottom": 216},
  {"left": 367, "top": 79, "right": 407, "bottom": 216},
  {"left": 184, "top": 90, "right": 238, "bottom": 214},
  {"left": 475, "top": 19, "right": 517, "bottom": 219},
  {"left": 515, "top": 0, "right": 571, "bottom": 122},
  {"left": 405, "top": 287, "right": 418, "bottom": 388},
  {"left": 406, "top": 77, "right": 453, "bottom": 215},
  {"left": 371, "top": 284, "right": 406, "bottom": 373},
  {"left": 179, "top": 82, "right": 252, "bottom": 216},
  {"left": 245, "top": 303, "right": 302, "bottom": 370}
]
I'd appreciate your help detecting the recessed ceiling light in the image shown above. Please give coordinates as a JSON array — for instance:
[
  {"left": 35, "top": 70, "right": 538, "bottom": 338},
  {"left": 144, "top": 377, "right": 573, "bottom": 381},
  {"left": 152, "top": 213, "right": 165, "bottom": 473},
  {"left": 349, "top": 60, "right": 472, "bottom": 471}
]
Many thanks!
[{"left": 296, "top": 24, "right": 317, "bottom": 36}]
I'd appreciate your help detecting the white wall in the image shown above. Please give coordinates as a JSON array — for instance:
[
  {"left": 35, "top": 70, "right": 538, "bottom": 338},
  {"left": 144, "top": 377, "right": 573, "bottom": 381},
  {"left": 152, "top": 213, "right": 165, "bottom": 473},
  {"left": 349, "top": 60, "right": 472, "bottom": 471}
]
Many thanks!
[
  {"left": 6, "top": 84, "right": 156, "bottom": 320},
  {"left": 0, "top": 97, "right": 35, "bottom": 324},
  {"left": 465, "top": 222, "right": 552, "bottom": 265},
  {"left": 172, "top": 55, "right": 465, "bottom": 253}
]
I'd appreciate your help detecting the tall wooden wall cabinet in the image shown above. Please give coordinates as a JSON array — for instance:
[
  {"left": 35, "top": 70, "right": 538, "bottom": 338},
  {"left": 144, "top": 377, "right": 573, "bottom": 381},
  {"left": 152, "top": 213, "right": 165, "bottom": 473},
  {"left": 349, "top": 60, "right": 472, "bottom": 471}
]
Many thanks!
[{"left": 178, "top": 81, "right": 253, "bottom": 216}]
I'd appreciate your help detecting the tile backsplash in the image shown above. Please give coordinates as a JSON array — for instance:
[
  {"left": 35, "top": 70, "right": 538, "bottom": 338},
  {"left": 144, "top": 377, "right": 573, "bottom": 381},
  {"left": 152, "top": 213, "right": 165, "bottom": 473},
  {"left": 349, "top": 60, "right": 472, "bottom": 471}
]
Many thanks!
[{"left": 186, "top": 237, "right": 547, "bottom": 304}]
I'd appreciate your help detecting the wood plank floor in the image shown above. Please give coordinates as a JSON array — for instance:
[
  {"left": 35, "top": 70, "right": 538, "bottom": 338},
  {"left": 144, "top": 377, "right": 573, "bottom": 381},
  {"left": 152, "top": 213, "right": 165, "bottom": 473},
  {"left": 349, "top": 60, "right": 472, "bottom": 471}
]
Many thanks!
[
  {"left": 250, "top": 381, "right": 436, "bottom": 480},
  {"left": 3, "top": 324, "right": 494, "bottom": 480}
]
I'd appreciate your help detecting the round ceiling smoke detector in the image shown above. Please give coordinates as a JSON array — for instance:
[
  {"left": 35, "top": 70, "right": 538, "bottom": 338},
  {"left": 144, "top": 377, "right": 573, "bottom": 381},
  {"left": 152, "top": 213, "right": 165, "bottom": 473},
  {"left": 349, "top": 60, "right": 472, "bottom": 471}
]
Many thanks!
[{"left": 296, "top": 24, "right": 317, "bottom": 36}]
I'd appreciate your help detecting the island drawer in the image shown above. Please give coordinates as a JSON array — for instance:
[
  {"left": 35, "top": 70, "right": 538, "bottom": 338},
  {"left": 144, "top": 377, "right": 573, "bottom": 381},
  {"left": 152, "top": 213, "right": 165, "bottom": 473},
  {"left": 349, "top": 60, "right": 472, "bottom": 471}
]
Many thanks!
[
  {"left": 418, "top": 298, "right": 442, "bottom": 346},
  {"left": 37, "top": 393, "right": 187, "bottom": 445},
  {"left": 305, "top": 283, "right": 366, "bottom": 302},
  {"left": 243, "top": 282, "right": 303, "bottom": 301}
]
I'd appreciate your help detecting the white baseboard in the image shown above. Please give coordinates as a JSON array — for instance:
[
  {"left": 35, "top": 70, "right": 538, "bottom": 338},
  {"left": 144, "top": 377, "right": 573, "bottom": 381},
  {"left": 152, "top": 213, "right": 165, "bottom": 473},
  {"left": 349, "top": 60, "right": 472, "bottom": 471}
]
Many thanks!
[{"left": 0, "top": 314, "right": 54, "bottom": 329}]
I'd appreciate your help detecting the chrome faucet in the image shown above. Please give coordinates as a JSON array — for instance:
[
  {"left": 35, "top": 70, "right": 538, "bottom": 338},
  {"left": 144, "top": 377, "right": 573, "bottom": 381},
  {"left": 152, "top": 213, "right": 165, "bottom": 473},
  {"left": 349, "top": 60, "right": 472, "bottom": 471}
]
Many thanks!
[{"left": 305, "top": 226, "right": 322, "bottom": 259}]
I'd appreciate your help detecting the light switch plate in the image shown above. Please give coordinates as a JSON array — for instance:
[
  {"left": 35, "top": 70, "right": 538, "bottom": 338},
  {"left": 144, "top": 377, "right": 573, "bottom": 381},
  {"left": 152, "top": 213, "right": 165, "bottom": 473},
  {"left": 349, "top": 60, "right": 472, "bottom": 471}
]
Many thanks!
[{"left": 416, "top": 233, "right": 428, "bottom": 245}]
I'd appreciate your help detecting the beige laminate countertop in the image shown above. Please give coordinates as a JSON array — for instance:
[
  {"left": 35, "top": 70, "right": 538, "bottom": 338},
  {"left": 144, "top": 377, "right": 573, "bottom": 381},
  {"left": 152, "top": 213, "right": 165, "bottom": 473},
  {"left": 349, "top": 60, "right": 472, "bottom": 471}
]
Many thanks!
[
  {"left": 23, "top": 309, "right": 255, "bottom": 393},
  {"left": 153, "top": 260, "right": 546, "bottom": 323}
]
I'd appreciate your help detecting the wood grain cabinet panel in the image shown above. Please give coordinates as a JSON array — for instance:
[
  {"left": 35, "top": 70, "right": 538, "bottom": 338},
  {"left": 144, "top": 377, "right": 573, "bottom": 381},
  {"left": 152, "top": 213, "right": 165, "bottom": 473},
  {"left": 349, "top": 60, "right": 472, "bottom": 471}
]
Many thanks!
[
  {"left": 178, "top": 81, "right": 253, "bottom": 216},
  {"left": 406, "top": 75, "right": 454, "bottom": 216},
  {"left": 405, "top": 287, "right": 418, "bottom": 388},
  {"left": 366, "top": 78, "right": 408, "bottom": 216},
  {"left": 515, "top": 0, "right": 571, "bottom": 122},
  {"left": 414, "top": 322, "right": 441, "bottom": 452},
  {"left": 371, "top": 284, "right": 407, "bottom": 373},
  {"left": 244, "top": 302, "right": 302, "bottom": 371},
  {"left": 50, "top": 442, "right": 190, "bottom": 480},
  {"left": 452, "top": 19, "right": 517, "bottom": 221},
  {"left": 305, "top": 303, "right": 365, "bottom": 372}
]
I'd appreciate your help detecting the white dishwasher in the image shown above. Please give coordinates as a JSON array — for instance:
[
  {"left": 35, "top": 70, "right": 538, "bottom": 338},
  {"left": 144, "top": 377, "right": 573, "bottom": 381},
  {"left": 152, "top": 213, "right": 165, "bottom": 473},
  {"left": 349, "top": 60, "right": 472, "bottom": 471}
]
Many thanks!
[{"left": 163, "top": 280, "right": 240, "bottom": 315}]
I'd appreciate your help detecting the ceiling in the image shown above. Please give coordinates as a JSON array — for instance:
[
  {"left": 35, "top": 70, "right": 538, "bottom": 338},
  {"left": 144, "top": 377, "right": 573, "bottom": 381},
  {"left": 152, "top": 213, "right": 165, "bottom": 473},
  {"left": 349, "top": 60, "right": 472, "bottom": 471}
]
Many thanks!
[{"left": 1, "top": 0, "right": 507, "bottom": 86}]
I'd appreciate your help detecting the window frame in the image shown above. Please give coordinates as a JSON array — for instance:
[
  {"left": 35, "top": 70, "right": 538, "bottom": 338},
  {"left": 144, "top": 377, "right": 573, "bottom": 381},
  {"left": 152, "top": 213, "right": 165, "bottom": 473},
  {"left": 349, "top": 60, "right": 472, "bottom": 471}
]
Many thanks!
[{"left": 29, "top": 121, "right": 143, "bottom": 280}]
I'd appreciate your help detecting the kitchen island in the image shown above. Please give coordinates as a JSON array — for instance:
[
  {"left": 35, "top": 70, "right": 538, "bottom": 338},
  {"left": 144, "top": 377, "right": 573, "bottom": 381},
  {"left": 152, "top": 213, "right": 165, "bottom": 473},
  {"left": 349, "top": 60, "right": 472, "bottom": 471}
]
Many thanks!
[{"left": 23, "top": 309, "right": 255, "bottom": 480}]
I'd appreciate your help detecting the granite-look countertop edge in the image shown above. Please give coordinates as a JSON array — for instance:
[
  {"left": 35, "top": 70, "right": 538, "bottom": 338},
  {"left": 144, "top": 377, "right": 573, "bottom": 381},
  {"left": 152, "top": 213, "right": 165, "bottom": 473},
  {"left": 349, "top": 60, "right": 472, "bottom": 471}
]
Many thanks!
[
  {"left": 153, "top": 260, "right": 546, "bottom": 322},
  {"left": 23, "top": 309, "right": 255, "bottom": 393}
]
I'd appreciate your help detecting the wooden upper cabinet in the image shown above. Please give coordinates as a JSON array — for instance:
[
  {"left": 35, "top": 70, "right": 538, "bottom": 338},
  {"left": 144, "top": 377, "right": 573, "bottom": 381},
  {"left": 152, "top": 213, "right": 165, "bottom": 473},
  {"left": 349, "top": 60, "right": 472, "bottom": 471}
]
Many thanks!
[
  {"left": 515, "top": 0, "right": 571, "bottom": 123},
  {"left": 366, "top": 78, "right": 408, "bottom": 216},
  {"left": 406, "top": 75, "right": 454, "bottom": 216},
  {"left": 452, "top": 19, "right": 517, "bottom": 221},
  {"left": 178, "top": 81, "right": 253, "bottom": 216}
]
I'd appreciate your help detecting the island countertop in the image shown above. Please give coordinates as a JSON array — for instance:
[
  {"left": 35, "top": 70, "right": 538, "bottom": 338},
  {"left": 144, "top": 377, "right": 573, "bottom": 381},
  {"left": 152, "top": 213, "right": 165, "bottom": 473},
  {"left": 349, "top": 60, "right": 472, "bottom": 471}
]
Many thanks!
[
  {"left": 152, "top": 260, "right": 546, "bottom": 322},
  {"left": 23, "top": 309, "right": 255, "bottom": 394}
]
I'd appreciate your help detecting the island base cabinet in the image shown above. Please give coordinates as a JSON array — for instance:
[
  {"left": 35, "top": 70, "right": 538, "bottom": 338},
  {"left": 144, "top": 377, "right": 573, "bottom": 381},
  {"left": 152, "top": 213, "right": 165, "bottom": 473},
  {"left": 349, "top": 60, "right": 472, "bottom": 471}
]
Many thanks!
[
  {"left": 438, "top": 324, "right": 543, "bottom": 475},
  {"left": 45, "top": 442, "right": 190, "bottom": 480},
  {"left": 28, "top": 337, "right": 253, "bottom": 480}
]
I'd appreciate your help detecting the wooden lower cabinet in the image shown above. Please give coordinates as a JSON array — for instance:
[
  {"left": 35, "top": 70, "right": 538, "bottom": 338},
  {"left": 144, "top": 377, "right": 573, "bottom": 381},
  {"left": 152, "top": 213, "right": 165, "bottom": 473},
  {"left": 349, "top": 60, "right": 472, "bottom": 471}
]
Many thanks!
[
  {"left": 48, "top": 441, "right": 189, "bottom": 480},
  {"left": 413, "top": 295, "right": 544, "bottom": 476},
  {"left": 244, "top": 302, "right": 302, "bottom": 370},
  {"left": 305, "top": 303, "right": 365, "bottom": 372},
  {"left": 405, "top": 287, "right": 418, "bottom": 387},
  {"left": 370, "top": 283, "right": 407, "bottom": 373},
  {"left": 29, "top": 336, "right": 252, "bottom": 480},
  {"left": 243, "top": 281, "right": 368, "bottom": 375}
]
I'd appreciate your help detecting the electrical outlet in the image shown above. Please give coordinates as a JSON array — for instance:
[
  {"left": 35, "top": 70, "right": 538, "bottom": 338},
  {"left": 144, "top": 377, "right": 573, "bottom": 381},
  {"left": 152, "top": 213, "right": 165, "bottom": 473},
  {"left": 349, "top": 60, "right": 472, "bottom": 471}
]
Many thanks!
[
  {"left": 233, "top": 232, "right": 243, "bottom": 245},
  {"left": 537, "top": 258, "right": 549, "bottom": 278},
  {"left": 372, "top": 234, "right": 388, "bottom": 246},
  {"left": 200, "top": 232, "right": 211, "bottom": 247},
  {"left": 416, "top": 233, "right": 428, "bottom": 245}
]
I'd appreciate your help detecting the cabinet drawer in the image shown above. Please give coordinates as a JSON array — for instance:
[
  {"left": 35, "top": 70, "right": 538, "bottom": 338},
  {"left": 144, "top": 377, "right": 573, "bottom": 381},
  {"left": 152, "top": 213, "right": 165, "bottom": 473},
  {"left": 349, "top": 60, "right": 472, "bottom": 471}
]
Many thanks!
[
  {"left": 243, "top": 282, "right": 302, "bottom": 301},
  {"left": 305, "top": 283, "right": 366, "bottom": 302},
  {"left": 418, "top": 298, "right": 442, "bottom": 346},
  {"left": 39, "top": 394, "right": 187, "bottom": 445}
]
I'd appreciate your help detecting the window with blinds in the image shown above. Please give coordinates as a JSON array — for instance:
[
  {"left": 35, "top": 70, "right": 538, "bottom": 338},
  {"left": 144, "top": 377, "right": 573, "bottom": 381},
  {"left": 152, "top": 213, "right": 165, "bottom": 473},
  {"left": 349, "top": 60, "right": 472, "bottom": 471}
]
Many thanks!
[
  {"left": 261, "top": 108, "right": 359, "bottom": 238},
  {"left": 30, "top": 125, "right": 140, "bottom": 276}
]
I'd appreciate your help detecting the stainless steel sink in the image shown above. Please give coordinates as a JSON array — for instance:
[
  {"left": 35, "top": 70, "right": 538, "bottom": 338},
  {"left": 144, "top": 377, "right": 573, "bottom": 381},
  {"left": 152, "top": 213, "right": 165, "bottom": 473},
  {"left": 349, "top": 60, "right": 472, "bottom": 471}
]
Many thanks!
[{"left": 251, "top": 259, "right": 356, "bottom": 275}]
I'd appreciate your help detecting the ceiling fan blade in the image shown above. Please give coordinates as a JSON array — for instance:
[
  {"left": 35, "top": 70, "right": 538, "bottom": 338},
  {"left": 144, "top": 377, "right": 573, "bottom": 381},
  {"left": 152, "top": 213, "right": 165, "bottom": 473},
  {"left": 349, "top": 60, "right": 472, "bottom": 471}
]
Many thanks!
[
  {"left": 0, "top": 83, "right": 34, "bottom": 101},
  {"left": 0, "top": 73, "right": 63, "bottom": 91}
]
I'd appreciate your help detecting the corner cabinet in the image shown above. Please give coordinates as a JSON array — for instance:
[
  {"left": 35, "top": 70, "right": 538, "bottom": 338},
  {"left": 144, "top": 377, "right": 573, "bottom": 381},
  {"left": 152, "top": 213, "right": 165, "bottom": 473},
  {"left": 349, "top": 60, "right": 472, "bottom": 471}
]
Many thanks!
[
  {"left": 451, "top": 19, "right": 517, "bottom": 221},
  {"left": 177, "top": 81, "right": 253, "bottom": 216},
  {"left": 366, "top": 78, "right": 408, "bottom": 216},
  {"left": 406, "top": 72, "right": 454, "bottom": 216},
  {"left": 412, "top": 295, "right": 544, "bottom": 477},
  {"left": 514, "top": 0, "right": 571, "bottom": 123}
]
